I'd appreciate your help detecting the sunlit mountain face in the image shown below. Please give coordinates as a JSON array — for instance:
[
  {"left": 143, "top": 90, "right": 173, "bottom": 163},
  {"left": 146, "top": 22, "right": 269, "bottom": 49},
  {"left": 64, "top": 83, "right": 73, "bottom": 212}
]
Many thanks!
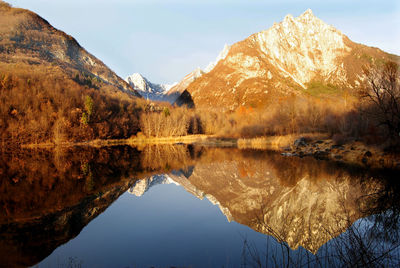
[{"left": 180, "top": 10, "right": 398, "bottom": 110}]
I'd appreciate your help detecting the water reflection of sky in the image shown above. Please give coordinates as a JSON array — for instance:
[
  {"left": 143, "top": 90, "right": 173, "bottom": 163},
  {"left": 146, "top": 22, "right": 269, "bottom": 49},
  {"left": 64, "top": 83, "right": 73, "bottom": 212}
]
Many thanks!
[{"left": 38, "top": 183, "right": 285, "bottom": 267}]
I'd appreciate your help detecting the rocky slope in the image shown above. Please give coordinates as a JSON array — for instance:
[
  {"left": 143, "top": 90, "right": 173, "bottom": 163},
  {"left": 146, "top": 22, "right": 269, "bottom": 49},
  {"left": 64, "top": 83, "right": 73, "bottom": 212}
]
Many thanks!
[{"left": 182, "top": 9, "right": 399, "bottom": 111}]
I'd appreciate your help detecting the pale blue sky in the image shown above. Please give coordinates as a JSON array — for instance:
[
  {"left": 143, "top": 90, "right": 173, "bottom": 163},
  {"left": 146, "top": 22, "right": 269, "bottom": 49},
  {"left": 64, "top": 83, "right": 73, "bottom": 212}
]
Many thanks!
[{"left": 7, "top": 0, "right": 400, "bottom": 84}]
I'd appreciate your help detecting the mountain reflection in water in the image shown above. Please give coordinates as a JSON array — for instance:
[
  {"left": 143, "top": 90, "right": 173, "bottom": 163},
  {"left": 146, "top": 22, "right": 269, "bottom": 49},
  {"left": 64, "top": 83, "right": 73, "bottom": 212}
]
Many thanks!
[{"left": 1, "top": 145, "right": 399, "bottom": 267}]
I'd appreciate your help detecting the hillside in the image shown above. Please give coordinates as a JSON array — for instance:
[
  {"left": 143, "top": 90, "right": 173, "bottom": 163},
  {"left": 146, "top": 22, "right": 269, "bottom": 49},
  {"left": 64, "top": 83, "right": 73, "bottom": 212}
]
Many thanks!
[
  {"left": 183, "top": 9, "right": 399, "bottom": 111},
  {"left": 0, "top": 1, "right": 144, "bottom": 145}
]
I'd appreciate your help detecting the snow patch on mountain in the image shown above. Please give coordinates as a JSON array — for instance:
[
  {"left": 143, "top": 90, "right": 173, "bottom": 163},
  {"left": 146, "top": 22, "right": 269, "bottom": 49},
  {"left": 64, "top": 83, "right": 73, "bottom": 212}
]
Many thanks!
[
  {"left": 128, "top": 174, "right": 179, "bottom": 197},
  {"left": 125, "top": 73, "right": 176, "bottom": 101}
]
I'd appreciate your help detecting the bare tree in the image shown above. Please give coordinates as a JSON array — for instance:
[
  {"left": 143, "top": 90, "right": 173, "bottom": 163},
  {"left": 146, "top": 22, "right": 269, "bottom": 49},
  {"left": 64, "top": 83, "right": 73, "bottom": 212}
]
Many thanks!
[{"left": 360, "top": 61, "right": 400, "bottom": 141}]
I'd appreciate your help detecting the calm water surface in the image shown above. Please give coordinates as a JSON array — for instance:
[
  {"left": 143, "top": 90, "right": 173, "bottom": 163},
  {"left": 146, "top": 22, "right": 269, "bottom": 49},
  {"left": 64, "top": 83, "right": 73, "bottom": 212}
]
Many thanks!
[{"left": 1, "top": 145, "right": 399, "bottom": 267}]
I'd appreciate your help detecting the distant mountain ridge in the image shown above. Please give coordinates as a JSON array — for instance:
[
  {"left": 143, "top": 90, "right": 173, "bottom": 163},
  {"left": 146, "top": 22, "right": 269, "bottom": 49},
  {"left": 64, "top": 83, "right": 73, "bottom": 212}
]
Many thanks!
[
  {"left": 125, "top": 73, "right": 176, "bottom": 101},
  {"left": 125, "top": 44, "right": 231, "bottom": 103}
]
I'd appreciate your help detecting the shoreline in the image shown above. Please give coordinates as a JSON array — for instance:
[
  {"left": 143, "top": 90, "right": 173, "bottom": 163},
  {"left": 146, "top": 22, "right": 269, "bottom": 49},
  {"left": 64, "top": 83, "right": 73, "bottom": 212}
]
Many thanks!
[
  {"left": 238, "top": 134, "right": 400, "bottom": 170},
  {"left": 20, "top": 135, "right": 227, "bottom": 148},
  {"left": 17, "top": 134, "right": 400, "bottom": 170}
]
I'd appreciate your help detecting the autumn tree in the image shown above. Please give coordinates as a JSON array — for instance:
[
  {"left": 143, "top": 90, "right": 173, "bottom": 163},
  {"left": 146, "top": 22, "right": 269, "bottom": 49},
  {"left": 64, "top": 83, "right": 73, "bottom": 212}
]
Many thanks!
[{"left": 81, "top": 95, "right": 93, "bottom": 125}]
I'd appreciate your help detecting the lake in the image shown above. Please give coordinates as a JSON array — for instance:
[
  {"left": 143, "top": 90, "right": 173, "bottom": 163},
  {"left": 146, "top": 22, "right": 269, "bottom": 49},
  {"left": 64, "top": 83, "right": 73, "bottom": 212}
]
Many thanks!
[{"left": 1, "top": 145, "right": 399, "bottom": 267}]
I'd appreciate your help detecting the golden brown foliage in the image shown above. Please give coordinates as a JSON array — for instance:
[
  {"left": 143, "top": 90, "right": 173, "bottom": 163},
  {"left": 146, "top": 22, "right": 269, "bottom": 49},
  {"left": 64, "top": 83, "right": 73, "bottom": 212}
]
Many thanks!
[
  {"left": 0, "top": 63, "right": 144, "bottom": 145},
  {"left": 140, "top": 106, "right": 204, "bottom": 137}
]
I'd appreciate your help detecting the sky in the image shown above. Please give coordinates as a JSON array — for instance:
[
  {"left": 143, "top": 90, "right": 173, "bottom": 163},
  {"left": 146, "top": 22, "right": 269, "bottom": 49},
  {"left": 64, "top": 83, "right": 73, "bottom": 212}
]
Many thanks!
[{"left": 7, "top": 0, "right": 400, "bottom": 84}]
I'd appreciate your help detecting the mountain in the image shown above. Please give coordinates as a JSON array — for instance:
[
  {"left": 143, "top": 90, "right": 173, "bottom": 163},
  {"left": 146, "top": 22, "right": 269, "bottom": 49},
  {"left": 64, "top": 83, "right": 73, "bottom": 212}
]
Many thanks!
[
  {"left": 180, "top": 9, "right": 399, "bottom": 111},
  {"left": 0, "top": 1, "right": 142, "bottom": 144},
  {"left": 124, "top": 44, "right": 231, "bottom": 104},
  {"left": 124, "top": 68, "right": 202, "bottom": 104},
  {"left": 125, "top": 73, "right": 176, "bottom": 101}
]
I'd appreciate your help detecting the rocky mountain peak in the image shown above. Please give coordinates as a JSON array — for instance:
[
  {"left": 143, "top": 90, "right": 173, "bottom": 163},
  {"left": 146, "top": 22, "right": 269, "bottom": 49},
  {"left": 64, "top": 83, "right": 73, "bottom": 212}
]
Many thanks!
[
  {"left": 299, "top": 8, "right": 315, "bottom": 20},
  {"left": 251, "top": 9, "right": 351, "bottom": 87},
  {"left": 126, "top": 73, "right": 147, "bottom": 91},
  {"left": 125, "top": 73, "right": 176, "bottom": 101},
  {"left": 182, "top": 9, "right": 396, "bottom": 110}
]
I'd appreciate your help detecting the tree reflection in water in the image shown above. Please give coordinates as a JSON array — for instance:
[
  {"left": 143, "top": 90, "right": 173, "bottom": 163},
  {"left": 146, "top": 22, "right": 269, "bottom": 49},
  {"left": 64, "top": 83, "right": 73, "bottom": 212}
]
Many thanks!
[
  {"left": 0, "top": 145, "right": 195, "bottom": 267},
  {"left": 237, "top": 158, "right": 400, "bottom": 267},
  {"left": 0, "top": 145, "right": 399, "bottom": 267}
]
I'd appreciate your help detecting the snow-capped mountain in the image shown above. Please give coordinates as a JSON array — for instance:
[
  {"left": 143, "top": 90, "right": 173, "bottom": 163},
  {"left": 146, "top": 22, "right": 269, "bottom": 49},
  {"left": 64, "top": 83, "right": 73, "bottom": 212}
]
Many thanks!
[
  {"left": 125, "top": 44, "right": 232, "bottom": 104},
  {"left": 125, "top": 73, "right": 176, "bottom": 101}
]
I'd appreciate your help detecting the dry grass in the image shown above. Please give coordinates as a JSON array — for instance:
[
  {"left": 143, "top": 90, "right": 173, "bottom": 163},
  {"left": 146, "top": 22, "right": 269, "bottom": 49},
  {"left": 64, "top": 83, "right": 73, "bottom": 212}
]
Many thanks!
[
  {"left": 238, "top": 133, "right": 328, "bottom": 150},
  {"left": 127, "top": 134, "right": 210, "bottom": 145},
  {"left": 21, "top": 135, "right": 213, "bottom": 148},
  {"left": 238, "top": 135, "right": 295, "bottom": 150}
]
